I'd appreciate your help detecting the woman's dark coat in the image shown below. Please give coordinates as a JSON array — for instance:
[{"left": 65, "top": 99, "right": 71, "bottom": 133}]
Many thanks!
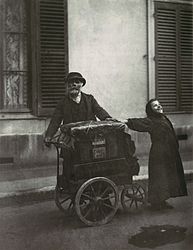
[{"left": 127, "top": 116, "right": 187, "bottom": 204}]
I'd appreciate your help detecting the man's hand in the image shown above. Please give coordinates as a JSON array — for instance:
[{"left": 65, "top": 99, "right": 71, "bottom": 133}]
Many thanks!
[
  {"left": 60, "top": 124, "right": 71, "bottom": 134},
  {"left": 44, "top": 136, "right": 52, "bottom": 147},
  {"left": 105, "top": 117, "right": 119, "bottom": 122}
]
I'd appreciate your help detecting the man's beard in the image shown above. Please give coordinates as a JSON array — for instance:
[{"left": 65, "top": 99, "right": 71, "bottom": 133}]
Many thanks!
[{"left": 68, "top": 88, "right": 80, "bottom": 98}]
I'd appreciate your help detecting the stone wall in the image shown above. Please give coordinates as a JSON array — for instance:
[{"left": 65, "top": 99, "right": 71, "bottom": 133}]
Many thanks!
[{"left": 0, "top": 124, "right": 192, "bottom": 168}]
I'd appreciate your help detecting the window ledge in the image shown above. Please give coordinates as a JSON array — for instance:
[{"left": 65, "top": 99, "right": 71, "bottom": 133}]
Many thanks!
[
  {"left": 0, "top": 113, "right": 47, "bottom": 120},
  {"left": 165, "top": 111, "right": 193, "bottom": 115}
]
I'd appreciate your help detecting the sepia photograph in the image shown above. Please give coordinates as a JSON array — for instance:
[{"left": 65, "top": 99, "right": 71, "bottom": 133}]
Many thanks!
[{"left": 0, "top": 0, "right": 192, "bottom": 249}]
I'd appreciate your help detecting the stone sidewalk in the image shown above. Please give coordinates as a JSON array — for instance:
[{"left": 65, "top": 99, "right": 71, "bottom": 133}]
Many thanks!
[{"left": 0, "top": 155, "right": 192, "bottom": 205}]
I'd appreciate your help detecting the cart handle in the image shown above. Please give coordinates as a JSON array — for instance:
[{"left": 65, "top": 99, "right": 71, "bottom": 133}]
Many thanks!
[{"left": 44, "top": 134, "right": 72, "bottom": 149}]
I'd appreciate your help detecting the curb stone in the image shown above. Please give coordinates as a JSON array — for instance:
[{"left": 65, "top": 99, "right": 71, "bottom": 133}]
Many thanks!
[{"left": 0, "top": 170, "right": 192, "bottom": 207}]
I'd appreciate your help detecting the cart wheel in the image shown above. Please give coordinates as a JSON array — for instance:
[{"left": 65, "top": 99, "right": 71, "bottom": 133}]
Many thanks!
[
  {"left": 121, "top": 183, "right": 146, "bottom": 212},
  {"left": 75, "top": 177, "right": 119, "bottom": 226},
  {"left": 54, "top": 185, "right": 74, "bottom": 216}
]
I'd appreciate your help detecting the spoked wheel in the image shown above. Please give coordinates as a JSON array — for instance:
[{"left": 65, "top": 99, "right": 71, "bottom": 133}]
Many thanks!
[
  {"left": 54, "top": 185, "right": 74, "bottom": 216},
  {"left": 121, "top": 183, "right": 146, "bottom": 212},
  {"left": 75, "top": 177, "right": 119, "bottom": 226}
]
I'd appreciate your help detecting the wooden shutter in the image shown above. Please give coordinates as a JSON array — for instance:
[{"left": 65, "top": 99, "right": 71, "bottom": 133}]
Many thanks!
[
  {"left": 155, "top": 3, "right": 178, "bottom": 112},
  {"left": 34, "top": 0, "right": 68, "bottom": 116},
  {"left": 155, "top": 2, "right": 193, "bottom": 112},
  {"left": 180, "top": 5, "right": 193, "bottom": 111}
]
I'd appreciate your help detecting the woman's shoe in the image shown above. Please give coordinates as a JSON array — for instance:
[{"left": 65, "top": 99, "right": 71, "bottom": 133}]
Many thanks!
[
  {"left": 149, "top": 201, "right": 173, "bottom": 211},
  {"left": 160, "top": 201, "right": 174, "bottom": 209},
  {"left": 148, "top": 203, "right": 162, "bottom": 211}
]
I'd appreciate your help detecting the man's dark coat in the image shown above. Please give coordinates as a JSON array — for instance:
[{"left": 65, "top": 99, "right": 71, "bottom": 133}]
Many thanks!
[{"left": 45, "top": 92, "right": 111, "bottom": 137}]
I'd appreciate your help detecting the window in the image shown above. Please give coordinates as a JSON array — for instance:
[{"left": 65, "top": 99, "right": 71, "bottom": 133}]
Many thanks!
[
  {"left": 0, "top": 0, "right": 31, "bottom": 112},
  {"left": 0, "top": 0, "right": 68, "bottom": 116},
  {"left": 155, "top": 2, "right": 193, "bottom": 112}
]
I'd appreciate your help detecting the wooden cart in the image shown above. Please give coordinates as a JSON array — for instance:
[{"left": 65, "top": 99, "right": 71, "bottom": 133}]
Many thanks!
[{"left": 48, "top": 121, "right": 146, "bottom": 226}]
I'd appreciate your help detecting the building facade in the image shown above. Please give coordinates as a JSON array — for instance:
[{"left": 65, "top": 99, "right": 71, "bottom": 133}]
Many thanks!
[{"left": 0, "top": 0, "right": 192, "bottom": 167}]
